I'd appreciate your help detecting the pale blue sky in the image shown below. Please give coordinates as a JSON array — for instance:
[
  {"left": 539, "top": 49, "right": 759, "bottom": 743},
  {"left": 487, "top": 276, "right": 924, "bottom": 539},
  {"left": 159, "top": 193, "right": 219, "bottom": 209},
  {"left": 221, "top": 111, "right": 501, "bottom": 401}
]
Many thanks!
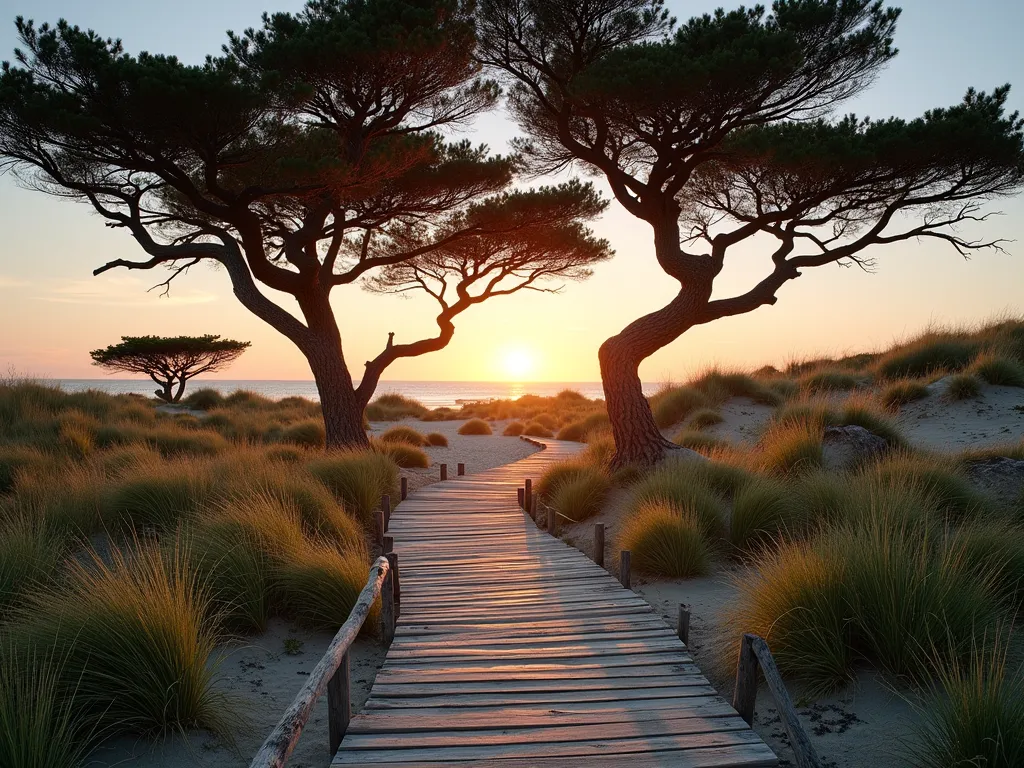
[{"left": 0, "top": 1, "right": 1022, "bottom": 381}]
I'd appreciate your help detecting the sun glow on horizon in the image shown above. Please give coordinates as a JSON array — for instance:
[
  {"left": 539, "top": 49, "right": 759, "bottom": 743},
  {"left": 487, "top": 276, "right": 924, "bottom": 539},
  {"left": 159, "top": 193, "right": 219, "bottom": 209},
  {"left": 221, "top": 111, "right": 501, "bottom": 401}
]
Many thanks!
[{"left": 500, "top": 347, "right": 536, "bottom": 381}]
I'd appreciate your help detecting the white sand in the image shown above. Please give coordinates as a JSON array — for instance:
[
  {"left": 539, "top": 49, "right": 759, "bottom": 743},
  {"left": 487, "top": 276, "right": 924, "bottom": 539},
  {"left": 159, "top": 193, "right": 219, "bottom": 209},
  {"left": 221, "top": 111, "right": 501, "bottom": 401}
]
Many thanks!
[
  {"left": 89, "top": 620, "right": 386, "bottom": 767},
  {"left": 895, "top": 383, "right": 1024, "bottom": 452}
]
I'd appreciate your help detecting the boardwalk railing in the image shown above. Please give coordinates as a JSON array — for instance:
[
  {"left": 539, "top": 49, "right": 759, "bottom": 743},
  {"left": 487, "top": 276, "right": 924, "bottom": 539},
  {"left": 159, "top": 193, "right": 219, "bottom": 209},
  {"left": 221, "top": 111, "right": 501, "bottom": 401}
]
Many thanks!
[
  {"left": 733, "top": 633, "right": 822, "bottom": 768},
  {"left": 249, "top": 554, "right": 398, "bottom": 768}
]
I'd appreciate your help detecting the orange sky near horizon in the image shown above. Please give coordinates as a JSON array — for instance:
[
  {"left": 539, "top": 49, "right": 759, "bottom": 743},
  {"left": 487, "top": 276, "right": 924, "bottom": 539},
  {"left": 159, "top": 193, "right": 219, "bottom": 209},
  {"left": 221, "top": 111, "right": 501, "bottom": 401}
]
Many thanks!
[{"left": 1, "top": 0, "right": 1023, "bottom": 384}]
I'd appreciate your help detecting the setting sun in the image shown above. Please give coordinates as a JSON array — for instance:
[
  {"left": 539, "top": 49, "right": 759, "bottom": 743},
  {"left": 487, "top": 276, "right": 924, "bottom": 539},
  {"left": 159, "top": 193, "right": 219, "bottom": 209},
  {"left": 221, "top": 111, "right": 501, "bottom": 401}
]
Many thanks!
[{"left": 501, "top": 348, "right": 535, "bottom": 380}]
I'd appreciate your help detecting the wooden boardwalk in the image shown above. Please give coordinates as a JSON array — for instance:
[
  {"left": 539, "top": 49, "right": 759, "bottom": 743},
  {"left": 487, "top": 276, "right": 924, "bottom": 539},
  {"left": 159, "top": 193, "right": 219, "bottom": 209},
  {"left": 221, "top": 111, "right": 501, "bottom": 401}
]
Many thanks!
[{"left": 335, "top": 439, "right": 778, "bottom": 766}]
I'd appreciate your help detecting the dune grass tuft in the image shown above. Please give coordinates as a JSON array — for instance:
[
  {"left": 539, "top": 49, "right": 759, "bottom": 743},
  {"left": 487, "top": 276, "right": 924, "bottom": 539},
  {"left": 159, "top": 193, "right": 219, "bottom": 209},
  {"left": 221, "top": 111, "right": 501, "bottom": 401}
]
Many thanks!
[
  {"left": 555, "top": 421, "right": 587, "bottom": 441},
  {"left": 277, "top": 542, "right": 376, "bottom": 632},
  {"left": 688, "top": 408, "right": 724, "bottom": 430},
  {"left": 947, "top": 372, "right": 982, "bottom": 400},
  {"left": 182, "top": 388, "right": 224, "bottom": 410},
  {"left": 374, "top": 440, "right": 430, "bottom": 469},
  {"left": 0, "top": 515, "right": 64, "bottom": 620},
  {"left": 689, "top": 369, "right": 782, "bottom": 406},
  {"left": 649, "top": 385, "right": 708, "bottom": 428},
  {"left": 502, "top": 421, "right": 525, "bottom": 436},
  {"left": 308, "top": 450, "right": 398, "bottom": 525},
  {"left": 730, "top": 476, "right": 800, "bottom": 553},
  {"left": 280, "top": 419, "right": 325, "bottom": 448},
  {"left": 457, "top": 418, "right": 492, "bottom": 436},
  {"left": 800, "top": 369, "right": 860, "bottom": 393},
  {"left": 876, "top": 336, "right": 979, "bottom": 379},
  {"left": 364, "top": 393, "right": 428, "bottom": 421},
  {"left": 15, "top": 541, "right": 231, "bottom": 738},
  {"left": 626, "top": 459, "right": 727, "bottom": 537},
  {"left": 970, "top": 353, "right": 1024, "bottom": 387},
  {"left": 757, "top": 421, "right": 823, "bottom": 476},
  {"left": 839, "top": 396, "right": 906, "bottom": 447},
  {"left": 861, "top": 452, "right": 987, "bottom": 522},
  {"left": 103, "top": 461, "right": 214, "bottom": 533},
  {"left": 522, "top": 422, "right": 554, "bottom": 438},
  {"left": 549, "top": 467, "right": 610, "bottom": 523},
  {"left": 425, "top": 432, "right": 448, "bottom": 447},
  {"left": 380, "top": 425, "right": 428, "bottom": 446},
  {"left": 618, "top": 500, "right": 711, "bottom": 578},
  {"left": 672, "top": 430, "right": 728, "bottom": 454},
  {"left": 880, "top": 378, "right": 930, "bottom": 410}
]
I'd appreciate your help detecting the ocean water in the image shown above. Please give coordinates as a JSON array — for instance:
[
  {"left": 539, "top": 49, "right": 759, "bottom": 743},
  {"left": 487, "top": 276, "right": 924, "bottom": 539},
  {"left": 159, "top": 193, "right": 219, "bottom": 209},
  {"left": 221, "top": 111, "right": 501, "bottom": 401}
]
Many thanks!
[{"left": 56, "top": 379, "right": 665, "bottom": 409}]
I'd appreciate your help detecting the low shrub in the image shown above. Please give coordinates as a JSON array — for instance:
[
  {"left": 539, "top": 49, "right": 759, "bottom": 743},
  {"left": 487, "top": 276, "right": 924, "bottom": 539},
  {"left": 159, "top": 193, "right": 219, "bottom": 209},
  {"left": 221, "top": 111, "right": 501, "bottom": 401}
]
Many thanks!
[
  {"left": 182, "top": 388, "right": 225, "bottom": 410},
  {"left": 502, "top": 421, "right": 525, "bottom": 436},
  {"left": 523, "top": 422, "right": 554, "bottom": 438},
  {"left": 649, "top": 386, "right": 708, "bottom": 428},
  {"left": 549, "top": 467, "right": 610, "bottom": 523},
  {"left": 308, "top": 450, "right": 398, "bottom": 525},
  {"left": 426, "top": 432, "right": 448, "bottom": 447},
  {"left": 380, "top": 425, "right": 428, "bottom": 447},
  {"left": 688, "top": 408, "right": 724, "bottom": 430},
  {"left": 970, "top": 353, "right": 1024, "bottom": 387},
  {"left": 880, "top": 378, "right": 930, "bottom": 410},
  {"left": 618, "top": 500, "right": 711, "bottom": 578},
  {"left": 457, "top": 419, "right": 492, "bottom": 436},
  {"left": 277, "top": 542, "right": 376, "bottom": 631},
  {"left": 912, "top": 637, "right": 1024, "bottom": 768},
  {"left": 15, "top": 542, "right": 230, "bottom": 738},
  {"left": 757, "top": 422, "right": 823, "bottom": 476},
  {"left": 947, "top": 373, "right": 982, "bottom": 400},
  {"left": 280, "top": 420, "right": 326, "bottom": 448}
]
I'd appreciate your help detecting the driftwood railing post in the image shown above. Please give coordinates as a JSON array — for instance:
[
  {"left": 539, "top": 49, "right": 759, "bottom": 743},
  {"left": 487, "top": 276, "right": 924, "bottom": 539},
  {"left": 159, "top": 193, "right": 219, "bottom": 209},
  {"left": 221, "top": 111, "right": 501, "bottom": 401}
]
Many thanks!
[
  {"left": 382, "top": 494, "right": 391, "bottom": 531},
  {"left": 594, "top": 523, "right": 604, "bottom": 567},
  {"left": 547, "top": 505, "right": 558, "bottom": 535},
  {"left": 375, "top": 509, "right": 385, "bottom": 552},
  {"left": 383, "top": 536, "right": 393, "bottom": 554},
  {"left": 327, "top": 650, "right": 351, "bottom": 754},
  {"left": 457, "top": 462, "right": 465, "bottom": 476},
  {"left": 440, "top": 463, "right": 447, "bottom": 481},
  {"left": 678, "top": 604, "right": 691, "bottom": 645},
  {"left": 400, "top": 476, "right": 408, "bottom": 501},
  {"left": 386, "top": 552, "right": 400, "bottom": 619},
  {"left": 619, "top": 550, "right": 631, "bottom": 589},
  {"left": 733, "top": 633, "right": 823, "bottom": 768},
  {"left": 524, "top": 479, "right": 533, "bottom": 519},
  {"left": 517, "top": 487, "right": 525, "bottom": 508},
  {"left": 381, "top": 561, "right": 396, "bottom": 645}
]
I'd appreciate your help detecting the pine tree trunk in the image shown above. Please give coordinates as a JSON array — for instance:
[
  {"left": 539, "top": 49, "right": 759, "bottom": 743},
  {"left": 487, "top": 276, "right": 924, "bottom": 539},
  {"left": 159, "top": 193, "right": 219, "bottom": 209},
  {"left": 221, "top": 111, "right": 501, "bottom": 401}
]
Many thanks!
[{"left": 307, "top": 346, "right": 370, "bottom": 450}]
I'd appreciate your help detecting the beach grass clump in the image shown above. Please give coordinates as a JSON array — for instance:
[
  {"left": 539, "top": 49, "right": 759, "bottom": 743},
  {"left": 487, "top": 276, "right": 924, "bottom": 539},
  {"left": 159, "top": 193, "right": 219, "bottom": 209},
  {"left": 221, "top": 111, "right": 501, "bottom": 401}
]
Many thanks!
[
  {"left": 549, "top": 467, "right": 610, "bottom": 523},
  {"left": 276, "top": 541, "right": 376, "bottom": 632},
  {"left": 618, "top": 500, "right": 711, "bottom": 578},
  {"left": 280, "top": 419, "right": 326, "bottom": 448},
  {"left": 649, "top": 385, "right": 708, "bottom": 428},
  {"left": 182, "top": 387, "right": 224, "bottom": 410},
  {"left": 249, "top": 473, "right": 363, "bottom": 552},
  {"left": 769, "top": 399, "right": 836, "bottom": 431},
  {"left": 861, "top": 453, "right": 987, "bottom": 522},
  {"left": 880, "top": 378, "right": 930, "bottom": 410},
  {"left": 555, "top": 420, "right": 587, "bottom": 441},
  {"left": 425, "top": 432, "right": 448, "bottom": 447},
  {"left": 946, "top": 372, "right": 982, "bottom": 400},
  {"left": 839, "top": 396, "right": 906, "bottom": 447},
  {"left": 757, "top": 421, "right": 823, "bottom": 476},
  {"left": 672, "top": 430, "right": 728, "bottom": 455},
  {"left": 793, "top": 471, "right": 859, "bottom": 528},
  {"left": 875, "top": 335, "right": 979, "bottom": 379},
  {"left": 800, "top": 369, "right": 860, "bottom": 393},
  {"left": 730, "top": 476, "right": 799, "bottom": 553},
  {"left": 531, "top": 412, "right": 558, "bottom": 430},
  {"left": 308, "top": 450, "right": 398, "bottom": 525},
  {"left": 374, "top": 440, "right": 430, "bottom": 469},
  {"left": 536, "top": 460, "right": 592, "bottom": 500},
  {"left": 969, "top": 353, "right": 1024, "bottom": 387},
  {"left": 364, "top": 393, "right": 428, "bottom": 421},
  {"left": 688, "top": 408, "right": 724, "bottom": 430},
  {"left": 15, "top": 541, "right": 230, "bottom": 738},
  {"left": 912, "top": 636, "right": 1024, "bottom": 768},
  {"left": 379, "top": 425, "right": 428, "bottom": 447},
  {"left": 457, "top": 418, "right": 492, "bottom": 436},
  {"left": 946, "top": 523, "right": 1024, "bottom": 611},
  {"left": 626, "top": 459, "right": 727, "bottom": 537},
  {"left": 103, "top": 460, "right": 215, "bottom": 533},
  {"left": 0, "top": 515, "right": 64, "bottom": 620},
  {"left": 0, "top": 648, "right": 93, "bottom": 768},
  {"left": 522, "top": 422, "right": 554, "bottom": 438},
  {"left": 0, "top": 444, "right": 49, "bottom": 494},
  {"left": 502, "top": 421, "right": 525, "bottom": 436},
  {"left": 689, "top": 369, "right": 782, "bottom": 406}
]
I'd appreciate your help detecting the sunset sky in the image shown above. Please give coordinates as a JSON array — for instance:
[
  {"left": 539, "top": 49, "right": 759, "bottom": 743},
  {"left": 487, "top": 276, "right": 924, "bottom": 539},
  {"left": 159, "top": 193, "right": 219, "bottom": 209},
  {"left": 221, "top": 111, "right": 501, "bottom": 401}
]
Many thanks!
[{"left": 0, "top": 0, "right": 1022, "bottom": 384}]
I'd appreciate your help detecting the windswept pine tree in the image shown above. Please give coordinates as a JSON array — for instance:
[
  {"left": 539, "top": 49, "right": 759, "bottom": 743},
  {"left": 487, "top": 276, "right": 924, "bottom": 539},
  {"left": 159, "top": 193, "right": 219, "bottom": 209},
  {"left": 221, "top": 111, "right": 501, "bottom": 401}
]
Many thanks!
[
  {"left": 0, "top": 0, "right": 611, "bottom": 447},
  {"left": 478, "top": 0, "right": 1024, "bottom": 466}
]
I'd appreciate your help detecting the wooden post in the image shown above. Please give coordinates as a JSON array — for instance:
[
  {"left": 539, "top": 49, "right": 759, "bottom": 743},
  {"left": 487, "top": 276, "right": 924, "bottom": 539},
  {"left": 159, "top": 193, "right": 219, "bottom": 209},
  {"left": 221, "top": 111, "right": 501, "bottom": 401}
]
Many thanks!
[
  {"left": 440, "top": 463, "right": 447, "bottom": 481},
  {"left": 524, "top": 479, "right": 533, "bottom": 518},
  {"left": 619, "top": 550, "right": 631, "bottom": 589},
  {"left": 381, "top": 563, "right": 396, "bottom": 645},
  {"left": 375, "top": 509, "right": 385, "bottom": 552},
  {"left": 457, "top": 462, "right": 465, "bottom": 476},
  {"left": 517, "top": 487, "right": 525, "bottom": 508},
  {"left": 400, "top": 476, "right": 408, "bottom": 501},
  {"left": 547, "top": 504, "right": 558, "bottom": 535},
  {"left": 383, "top": 535, "right": 394, "bottom": 554},
  {"left": 733, "top": 633, "right": 759, "bottom": 726},
  {"left": 327, "top": 649, "right": 351, "bottom": 754},
  {"left": 678, "top": 604, "right": 691, "bottom": 645},
  {"left": 382, "top": 494, "right": 391, "bottom": 532},
  {"left": 386, "top": 552, "right": 400, "bottom": 620},
  {"left": 594, "top": 523, "right": 605, "bottom": 567}
]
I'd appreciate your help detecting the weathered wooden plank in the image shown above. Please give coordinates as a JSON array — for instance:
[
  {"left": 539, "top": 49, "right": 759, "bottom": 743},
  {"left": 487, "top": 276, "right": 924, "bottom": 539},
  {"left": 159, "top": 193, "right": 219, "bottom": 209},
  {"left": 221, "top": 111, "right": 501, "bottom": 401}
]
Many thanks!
[{"left": 361, "top": 685, "right": 721, "bottom": 708}]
